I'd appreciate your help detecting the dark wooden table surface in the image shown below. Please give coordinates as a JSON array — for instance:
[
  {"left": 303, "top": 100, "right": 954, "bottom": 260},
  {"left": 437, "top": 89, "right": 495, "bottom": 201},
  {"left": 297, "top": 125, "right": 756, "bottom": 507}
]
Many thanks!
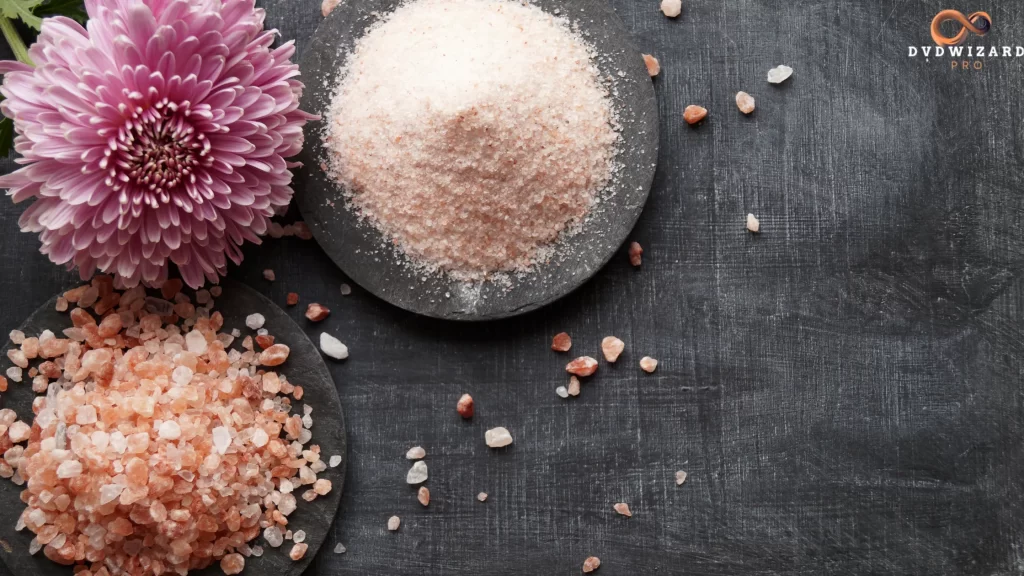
[{"left": 1, "top": 0, "right": 1023, "bottom": 574}]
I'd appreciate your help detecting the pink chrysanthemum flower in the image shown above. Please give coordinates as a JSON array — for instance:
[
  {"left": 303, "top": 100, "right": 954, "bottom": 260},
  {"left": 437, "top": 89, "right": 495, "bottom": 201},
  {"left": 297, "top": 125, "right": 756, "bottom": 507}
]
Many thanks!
[{"left": 0, "top": 0, "right": 314, "bottom": 287}]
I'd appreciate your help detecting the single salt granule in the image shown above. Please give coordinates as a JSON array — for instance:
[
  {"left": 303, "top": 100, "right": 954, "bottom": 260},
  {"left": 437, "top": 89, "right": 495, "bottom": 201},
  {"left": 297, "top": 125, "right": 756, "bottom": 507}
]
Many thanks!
[
  {"left": 629, "top": 241, "right": 643, "bottom": 266},
  {"left": 683, "top": 105, "right": 708, "bottom": 125},
  {"left": 640, "top": 356, "right": 659, "bottom": 373},
  {"left": 406, "top": 446, "right": 426, "bottom": 460},
  {"left": 245, "top": 313, "right": 266, "bottom": 330},
  {"left": 406, "top": 461, "right": 428, "bottom": 484},
  {"left": 334, "top": 543, "right": 347, "bottom": 554},
  {"left": 556, "top": 386, "right": 569, "bottom": 398},
  {"left": 566, "top": 357, "right": 598, "bottom": 377},
  {"left": 601, "top": 337, "right": 625, "bottom": 363},
  {"left": 306, "top": 303, "right": 330, "bottom": 322},
  {"left": 736, "top": 91, "right": 756, "bottom": 114},
  {"left": 340, "top": 283, "right": 352, "bottom": 296},
  {"left": 643, "top": 54, "right": 660, "bottom": 77},
  {"left": 485, "top": 427, "right": 513, "bottom": 448},
  {"left": 220, "top": 554, "right": 245, "bottom": 575},
  {"left": 583, "top": 556, "right": 601, "bottom": 573},
  {"left": 660, "top": 0, "right": 681, "bottom": 17},
  {"left": 329, "top": 455, "right": 342, "bottom": 467},
  {"left": 293, "top": 530, "right": 306, "bottom": 544},
  {"left": 322, "top": 0, "right": 341, "bottom": 17},
  {"left": 320, "top": 333, "right": 349, "bottom": 360},
  {"left": 6, "top": 367, "right": 22, "bottom": 383},
  {"left": 8, "top": 330, "right": 24, "bottom": 345},
  {"left": 263, "top": 269, "right": 276, "bottom": 282},
  {"left": 289, "top": 543, "right": 309, "bottom": 561},
  {"left": 767, "top": 64, "right": 793, "bottom": 84},
  {"left": 551, "top": 332, "right": 572, "bottom": 352},
  {"left": 287, "top": 292, "right": 299, "bottom": 306},
  {"left": 746, "top": 213, "right": 760, "bottom": 233},
  {"left": 457, "top": 394, "right": 474, "bottom": 419},
  {"left": 418, "top": 486, "right": 430, "bottom": 506},
  {"left": 614, "top": 503, "right": 632, "bottom": 517},
  {"left": 676, "top": 470, "right": 688, "bottom": 485},
  {"left": 477, "top": 492, "right": 488, "bottom": 502},
  {"left": 387, "top": 516, "right": 401, "bottom": 531}
]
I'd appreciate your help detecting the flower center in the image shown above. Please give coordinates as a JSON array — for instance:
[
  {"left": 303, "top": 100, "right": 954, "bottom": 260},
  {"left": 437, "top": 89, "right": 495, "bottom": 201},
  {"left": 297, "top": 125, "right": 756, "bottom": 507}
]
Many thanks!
[{"left": 108, "top": 101, "right": 212, "bottom": 211}]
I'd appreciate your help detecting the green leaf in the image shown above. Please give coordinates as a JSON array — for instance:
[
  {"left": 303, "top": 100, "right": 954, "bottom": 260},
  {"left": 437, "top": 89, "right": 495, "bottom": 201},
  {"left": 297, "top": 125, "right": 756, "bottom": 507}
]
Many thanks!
[
  {"left": 32, "top": 0, "right": 86, "bottom": 24},
  {"left": 0, "top": 0, "right": 42, "bottom": 30}
]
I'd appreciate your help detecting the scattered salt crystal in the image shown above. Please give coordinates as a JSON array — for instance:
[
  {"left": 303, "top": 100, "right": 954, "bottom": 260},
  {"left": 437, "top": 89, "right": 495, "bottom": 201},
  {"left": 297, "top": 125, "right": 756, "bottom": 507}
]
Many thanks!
[
  {"left": 676, "top": 470, "right": 688, "bottom": 485},
  {"left": 264, "top": 526, "right": 284, "bottom": 548},
  {"left": 340, "top": 283, "right": 352, "bottom": 296},
  {"left": 736, "top": 91, "right": 756, "bottom": 114},
  {"left": 767, "top": 64, "right": 793, "bottom": 84},
  {"left": 293, "top": 530, "right": 306, "bottom": 544},
  {"left": 28, "top": 537, "right": 41, "bottom": 555},
  {"left": 314, "top": 478, "right": 333, "bottom": 495},
  {"left": 245, "top": 313, "right": 266, "bottom": 330},
  {"left": 601, "top": 336, "right": 625, "bottom": 362},
  {"left": 614, "top": 502, "right": 633, "bottom": 517},
  {"left": 171, "top": 365, "right": 194, "bottom": 386},
  {"left": 485, "top": 427, "right": 513, "bottom": 448},
  {"left": 405, "top": 446, "right": 425, "bottom": 460},
  {"left": 289, "top": 542, "right": 308, "bottom": 560},
  {"left": 158, "top": 420, "right": 181, "bottom": 440},
  {"left": 640, "top": 356, "right": 659, "bottom": 373},
  {"left": 6, "top": 366, "right": 22, "bottom": 383},
  {"left": 329, "top": 455, "right": 342, "bottom": 468},
  {"left": 251, "top": 546, "right": 264, "bottom": 558},
  {"left": 746, "top": 213, "right": 760, "bottom": 233},
  {"left": 566, "top": 356, "right": 598, "bottom": 377},
  {"left": 556, "top": 386, "right": 569, "bottom": 398},
  {"left": 184, "top": 330, "right": 208, "bottom": 354},
  {"left": 477, "top": 492, "right": 488, "bottom": 502},
  {"left": 629, "top": 241, "right": 643, "bottom": 266},
  {"left": 231, "top": 328, "right": 241, "bottom": 338},
  {"left": 8, "top": 330, "right": 24, "bottom": 345},
  {"left": 418, "top": 486, "right": 430, "bottom": 506},
  {"left": 8, "top": 421, "right": 30, "bottom": 442},
  {"left": 406, "top": 460, "right": 428, "bottom": 484},
  {"left": 263, "top": 269, "right": 276, "bottom": 282},
  {"left": 660, "top": 0, "right": 681, "bottom": 17},
  {"left": 387, "top": 516, "right": 400, "bottom": 531},
  {"left": 213, "top": 426, "right": 232, "bottom": 454},
  {"left": 643, "top": 53, "right": 660, "bottom": 76},
  {"left": 683, "top": 105, "right": 708, "bottom": 125},
  {"left": 551, "top": 332, "right": 572, "bottom": 352},
  {"left": 334, "top": 543, "right": 346, "bottom": 554},
  {"left": 568, "top": 376, "right": 581, "bottom": 397},
  {"left": 56, "top": 460, "right": 83, "bottom": 478},
  {"left": 252, "top": 428, "right": 269, "bottom": 447},
  {"left": 583, "top": 556, "right": 601, "bottom": 573},
  {"left": 302, "top": 414, "right": 313, "bottom": 428}
]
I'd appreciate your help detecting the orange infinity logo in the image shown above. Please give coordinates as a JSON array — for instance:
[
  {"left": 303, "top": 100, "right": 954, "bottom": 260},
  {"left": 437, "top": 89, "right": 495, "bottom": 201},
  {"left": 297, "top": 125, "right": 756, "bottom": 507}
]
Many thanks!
[{"left": 931, "top": 9, "right": 992, "bottom": 46}]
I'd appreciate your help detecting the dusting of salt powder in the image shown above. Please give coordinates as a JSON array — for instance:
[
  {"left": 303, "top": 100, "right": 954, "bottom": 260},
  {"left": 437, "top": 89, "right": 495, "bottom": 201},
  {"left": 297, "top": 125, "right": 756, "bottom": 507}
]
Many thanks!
[{"left": 324, "top": 0, "right": 619, "bottom": 281}]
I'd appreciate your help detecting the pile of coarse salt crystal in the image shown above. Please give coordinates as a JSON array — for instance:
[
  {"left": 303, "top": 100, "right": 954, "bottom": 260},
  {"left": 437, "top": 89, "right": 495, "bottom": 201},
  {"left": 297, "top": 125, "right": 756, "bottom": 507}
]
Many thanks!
[
  {"left": 1, "top": 277, "right": 339, "bottom": 575},
  {"left": 325, "top": 0, "right": 619, "bottom": 280}
]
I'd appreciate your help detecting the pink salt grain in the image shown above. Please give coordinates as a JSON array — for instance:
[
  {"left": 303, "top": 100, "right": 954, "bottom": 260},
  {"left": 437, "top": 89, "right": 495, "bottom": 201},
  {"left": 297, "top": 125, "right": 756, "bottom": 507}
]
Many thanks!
[{"left": 325, "top": 0, "right": 618, "bottom": 279}]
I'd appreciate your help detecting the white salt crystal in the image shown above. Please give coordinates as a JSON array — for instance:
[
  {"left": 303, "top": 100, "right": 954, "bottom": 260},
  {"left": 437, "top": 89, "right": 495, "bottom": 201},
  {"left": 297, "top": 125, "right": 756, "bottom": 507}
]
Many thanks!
[
  {"left": 555, "top": 386, "right": 569, "bottom": 398},
  {"left": 185, "top": 330, "right": 208, "bottom": 355},
  {"left": 279, "top": 493, "right": 297, "bottom": 515},
  {"left": 406, "top": 460, "right": 428, "bottom": 484},
  {"left": 485, "top": 427, "right": 513, "bottom": 448},
  {"left": 340, "top": 283, "right": 352, "bottom": 296},
  {"left": 264, "top": 526, "right": 284, "bottom": 548},
  {"left": 660, "top": 0, "right": 681, "bottom": 17},
  {"left": 329, "top": 455, "right": 342, "bottom": 468},
  {"left": 8, "top": 329, "right": 24, "bottom": 345},
  {"left": 387, "top": 516, "right": 400, "bottom": 531},
  {"left": 746, "top": 213, "right": 760, "bottom": 233},
  {"left": 56, "top": 460, "right": 82, "bottom": 479},
  {"left": 676, "top": 470, "right": 688, "bottom": 485},
  {"left": 158, "top": 421, "right": 181, "bottom": 440},
  {"left": 298, "top": 428, "right": 312, "bottom": 444},
  {"left": 28, "top": 537, "right": 41, "bottom": 555},
  {"left": 767, "top": 64, "right": 793, "bottom": 84},
  {"left": 319, "top": 333, "right": 348, "bottom": 360},
  {"left": 293, "top": 530, "right": 306, "bottom": 543},
  {"left": 213, "top": 426, "right": 232, "bottom": 454},
  {"left": 302, "top": 414, "right": 313, "bottom": 429},
  {"left": 311, "top": 460, "right": 327, "bottom": 473},
  {"left": 171, "top": 365, "right": 194, "bottom": 386},
  {"left": 245, "top": 313, "right": 265, "bottom": 330},
  {"left": 279, "top": 479, "right": 294, "bottom": 494},
  {"left": 76, "top": 405, "right": 97, "bottom": 425},
  {"left": 334, "top": 543, "right": 346, "bottom": 554},
  {"left": 110, "top": 431, "right": 127, "bottom": 454},
  {"left": 231, "top": 328, "right": 241, "bottom": 338},
  {"left": 99, "top": 484, "right": 124, "bottom": 505},
  {"left": 6, "top": 366, "right": 22, "bottom": 383},
  {"left": 251, "top": 428, "right": 269, "bottom": 447},
  {"left": 406, "top": 446, "right": 425, "bottom": 460},
  {"left": 251, "top": 545, "right": 263, "bottom": 558}
]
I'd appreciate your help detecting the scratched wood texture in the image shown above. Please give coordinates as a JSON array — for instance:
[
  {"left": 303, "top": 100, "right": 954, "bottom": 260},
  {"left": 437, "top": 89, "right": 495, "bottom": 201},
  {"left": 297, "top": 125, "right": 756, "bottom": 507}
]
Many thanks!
[{"left": 1, "top": 0, "right": 1023, "bottom": 574}]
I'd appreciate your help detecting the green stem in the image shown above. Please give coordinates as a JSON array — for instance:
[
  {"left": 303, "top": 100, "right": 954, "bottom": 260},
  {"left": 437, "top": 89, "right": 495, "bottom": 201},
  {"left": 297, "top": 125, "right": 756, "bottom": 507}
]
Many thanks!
[{"left": 0, "top": 16, "right": 32, "bottom": 66}]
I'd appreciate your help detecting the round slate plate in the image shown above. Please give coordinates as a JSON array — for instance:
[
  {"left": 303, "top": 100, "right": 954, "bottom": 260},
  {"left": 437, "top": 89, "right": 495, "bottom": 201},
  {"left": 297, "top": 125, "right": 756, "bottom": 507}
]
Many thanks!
[
  {"left": 0, "top": 278, "right": 346, "bottom": 576},
  {"left": 294, "top": 0, "right": 659, "bottom": 320}
]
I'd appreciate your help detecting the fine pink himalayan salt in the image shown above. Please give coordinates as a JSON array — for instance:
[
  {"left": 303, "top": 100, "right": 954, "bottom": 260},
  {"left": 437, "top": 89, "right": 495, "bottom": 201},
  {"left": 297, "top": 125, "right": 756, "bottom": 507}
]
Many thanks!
[{"left": 325, "top": 0, "right": 618, "bottom": 279}]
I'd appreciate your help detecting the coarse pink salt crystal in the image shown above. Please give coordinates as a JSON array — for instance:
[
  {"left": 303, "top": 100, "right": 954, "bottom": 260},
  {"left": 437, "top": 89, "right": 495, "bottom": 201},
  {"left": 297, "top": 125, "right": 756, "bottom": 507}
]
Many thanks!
[
  {"left": 289, "top": 542, "right": 309, "bottom": 560},
  {"left": 325, "top": 0, "right": 618, "bottom": 279},
  {"left": 566, "top": 356, "right": 598, "bottom": 377},
  {"left": 601, "top": 337, "right": 625, "bottom": 363},
  {"left": 221, "top": 553, "right": 245, "bottom": 574},
  {"left": 736, "top": 91, "right": 756, "bottom": 114}
]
